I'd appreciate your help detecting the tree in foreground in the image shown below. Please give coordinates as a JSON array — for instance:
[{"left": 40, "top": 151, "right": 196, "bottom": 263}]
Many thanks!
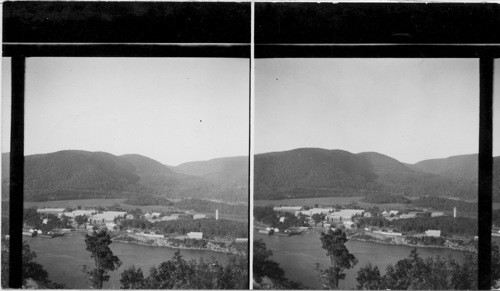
[
  {"left": 356, "top": 245, "right": 500, "bottom": 290},
  {"left": 120, "top": 250, "right": 248, "bottom": 289},
  {"left": 317, "top": 228, "right": 358, "bottom": 289},
  {"left": 1, "top": 241, "right": 63, "bottom": 288},
  {"left": 83, "top": 229, "right": 122, "bottom": 288}
]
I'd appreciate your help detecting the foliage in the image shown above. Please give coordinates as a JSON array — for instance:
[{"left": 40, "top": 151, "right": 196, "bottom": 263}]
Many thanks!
[
  {"left": 405, "top": 236, "right": 446, "bottom": 246},
  {"left": 18, "top": 242, "right": 63, "bottom": 288},
  {"left": 254, "top": 148, "right": 479, "bottom": 200},
  {"left": 174, "top": 199, "right": 247, "bottom": 218},
  {"left": 312, "top": 213, "right": 326, "bottom": 225},
  {"left": 254, "top": 206, "right": 279, "bottom": 226},
  {"left": 357, "top": 216, "right": 477, "bottom": 237},
  {"left": 83, "top": 229, "right": 122, "bottom": 288},
  {"left": 253, "top": 239, "right": 285, "bottom": 281},
  {"left": 318, "top": 228, "right": 358, "bottom": 289},
  {"left": 74, "top": 215, "right": 88, "bottom": 227},
  {"left": 23, "top": 207, "right": 41, "bottom": 228},
  {"left": 411, "top": 196, "right": 477, "bottom": 214},
  {"left": 253, "top": 239, "right": 303, "bottom": 289},
  {"left": 356, "top": 264, "right": 383, "bottom": 290},
  {"left": 155, "top": 218, "right": 248, "bottom": 239},
  {"left": 275, "top": 212, "right": 309, "bottom": 230},
  {"left": 356, "top": 245, "right": 500, "bottom": 290},
  {"left": 119, "top": 265, "right": 145, "bottom": 289},
  {"left": 120, "top": 251, "right": 248, "bottom": 289}
]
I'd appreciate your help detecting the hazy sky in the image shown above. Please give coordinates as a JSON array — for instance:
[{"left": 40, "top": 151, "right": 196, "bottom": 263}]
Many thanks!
[
  {"left": 256, "top": 58, "right": 500, "bottom": 164},
  {"left": 2, "top": 58, "right": 249, "bottom": 166}
]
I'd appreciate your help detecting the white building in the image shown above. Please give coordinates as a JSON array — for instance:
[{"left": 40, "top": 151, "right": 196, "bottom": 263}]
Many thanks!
[
  {"left": 162, "top": 214, "right": 180, "bottom": 221},
  {"left": 144, "top": 212, "right": 162, "bottom": 219},
  {"left": 425, "top": 230, "right": 441, "bottom": 237},
  {"left": 89, "top": 211, "right": 127, "bottom": 224},
  {"left": 193, "top": 214, "right": 207, "bottom": 220},
  {"left": 431, "top": 212, "right": 445, "bottom": 217},
  {"left": 187, "top": 232, "right": 203, "bottom": 239},
  {"left": 64, "top": 210, "right": 97, "bottom": 218},
  {"left": 300, "top": 208, "right": 333, "bottom": 217},
  {"left": 399, "top": 213, "right": 417, "bottom": 219},
  {"left": 326, "top": 209, "right": 364, "bottom": 222}
]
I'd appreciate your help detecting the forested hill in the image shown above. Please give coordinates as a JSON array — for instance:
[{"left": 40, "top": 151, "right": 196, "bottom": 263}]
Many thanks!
[
  {"left": 5, "top": 150, "right": 247, "bottom": 202},
  {"left": 174, "top": 156, "right": 248, "bottom": 189},
  {"left": 254, "top": 148, "right": 495, "bottom": 201}
]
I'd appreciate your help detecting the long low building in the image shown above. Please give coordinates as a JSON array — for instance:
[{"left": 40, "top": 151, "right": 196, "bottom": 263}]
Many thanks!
[
  {"left": 326, "top": 209, "right": 365, "bottom": 222},
  {"left": 63, "top": 210, "right": 97, "bottom": 218},
  {"left": 187, "top": 232, "right": 203, "bottom": 239},
  {"left": 300, "top": 208, "right": 334, "bottom": 217},
  {"left": 89, "top": 211, "right": 127, "bottom": 224}
]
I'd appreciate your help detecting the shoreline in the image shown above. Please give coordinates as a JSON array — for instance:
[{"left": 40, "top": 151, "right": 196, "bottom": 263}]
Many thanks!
[
  {"left": 347, "top": 236, "right": 476, "bottom": 253},
  {"left": 112, "top": 237, "right": 245, "bottom": 255},
  {"left": 255, "top": 227, "right": 475, "bottom": 253}
]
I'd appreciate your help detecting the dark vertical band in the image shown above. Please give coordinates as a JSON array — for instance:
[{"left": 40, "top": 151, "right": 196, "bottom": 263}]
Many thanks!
[
  {"left": 478, "top": 58, "right": 493, "bottom": 290},
  {"left": 9, "top": 56, "right": 25, "bottom": 288}
]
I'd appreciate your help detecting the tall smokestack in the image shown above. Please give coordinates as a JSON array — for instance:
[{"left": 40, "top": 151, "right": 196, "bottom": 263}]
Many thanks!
[
  {"left": 453, "top": 207, "right": 457, "bottom": 218},
  {"left": 216, "top": 209, "right": 219, "bottom": 220}
]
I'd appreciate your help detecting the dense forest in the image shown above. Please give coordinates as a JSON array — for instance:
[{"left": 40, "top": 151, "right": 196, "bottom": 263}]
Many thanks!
[
  {"left": 254, "top": 148, "right": 498, "bottom": 201},
  {"left": 174, "top": 199, "right": 247, "bottom": 217},
  {"left": 357, "top": 216, "right": 477, "bottom": 237},
  {"left": 120, "top": 217, "right": 248, "bottom": 239},
  {"left": 411, "top": 196, "right": 477, "bottom": 213},
  {"left": 12, "top": 150, "right": 248, "bottom": 203}
]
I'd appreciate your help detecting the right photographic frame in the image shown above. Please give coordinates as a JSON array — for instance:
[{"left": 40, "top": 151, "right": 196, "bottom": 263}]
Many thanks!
[{"left": 252, "top": 3, "right": 500, "bottom": 290}]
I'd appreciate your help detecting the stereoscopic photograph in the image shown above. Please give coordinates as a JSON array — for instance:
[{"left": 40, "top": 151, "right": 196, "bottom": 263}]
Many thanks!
[
  {"left": 253, "top": 58, "right": 499, "bottom": 289},
  {"left": 2, "top": 57, "right": 249, "bottom": 289}
]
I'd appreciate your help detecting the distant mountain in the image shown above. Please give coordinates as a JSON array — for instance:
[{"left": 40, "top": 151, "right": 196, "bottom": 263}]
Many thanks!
[
  {"left": 412, "top": 154, "right": 500, "bottom": 201},
  {"left": 2, "top": 150, "right": 248, "bottom": 202},
  {"left": 174, "top": 156, "right": 248, "bottom": 188},
  {"left": 410, "top": 154, "right": 479, "bottom": 180},
  {"left": 254, "top": 148, "right": 380, "bottom": 200},
  {"left": 254, "top": 148, "right": 489, "bottom": 200}
]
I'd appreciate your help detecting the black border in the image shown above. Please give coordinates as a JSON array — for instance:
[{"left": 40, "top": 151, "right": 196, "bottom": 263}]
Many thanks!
[
  {"left": 254, "top": 3, "right": 497, "bottom": 290},
  {"left": 3, "top": 1, "right": 251, "bottom": 289}
]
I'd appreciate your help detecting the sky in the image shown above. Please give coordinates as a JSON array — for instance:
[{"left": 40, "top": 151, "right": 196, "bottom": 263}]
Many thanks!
[
  {"left": 1, "top": 58, "right": 249, "bottom": 166},
  {"left": 256, "top": 58, "right": 500, "bottom": 164}
]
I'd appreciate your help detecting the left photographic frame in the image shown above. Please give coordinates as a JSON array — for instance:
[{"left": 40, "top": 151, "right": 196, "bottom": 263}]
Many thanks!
[{"left": 2, "top": 2, "right": 251, "bottom": 289}]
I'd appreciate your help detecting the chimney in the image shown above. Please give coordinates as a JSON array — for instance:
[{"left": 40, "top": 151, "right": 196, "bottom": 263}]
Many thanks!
[
  {"left": 216, "top": 209, "right": 219, "bottom": 220},
  {"left": 453, "top": 207, "right": 457, "bottom": 218}
]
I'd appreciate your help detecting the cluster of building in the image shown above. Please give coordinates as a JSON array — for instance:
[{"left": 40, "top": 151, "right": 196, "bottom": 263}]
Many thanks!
[
  {"left": 34, "top": 207, "right": 220, "bottom": 235},
  {"left": 271, "top": 205, "right": 454, "bottom": 238}
]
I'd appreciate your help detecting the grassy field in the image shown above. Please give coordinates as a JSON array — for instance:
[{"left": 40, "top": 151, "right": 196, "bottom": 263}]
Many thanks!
[
  {"left": 254, "top": 196, "right": 411, "bottom": 210},
  {"left": 24, "top": 198, "right": 128, "bottom": 209}
]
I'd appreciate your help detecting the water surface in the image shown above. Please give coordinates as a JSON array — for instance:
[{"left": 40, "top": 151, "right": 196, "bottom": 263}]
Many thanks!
[
  {"left": 26, "top": 235, "right": 229, "bottom": 289},
  {"left": 256, "top": 230, "right": 468, "bottom": 289}
]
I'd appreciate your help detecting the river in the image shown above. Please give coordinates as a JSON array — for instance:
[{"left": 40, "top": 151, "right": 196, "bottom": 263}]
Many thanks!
[
  {"left": 256, "top": 230, "right": 470, "bottom": 290},
  {"left": 25, "top": 235, "right": 229, "bottom": 289}
]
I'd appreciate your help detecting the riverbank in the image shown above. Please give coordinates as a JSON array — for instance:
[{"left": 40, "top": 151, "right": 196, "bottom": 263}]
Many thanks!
[
  {"left": 111, "top": 233, "right": 247, "bottom": 255},
  {"left": 255, "top": 225, "right": 475, "bottom": 253},
  {"left": 347, "top": 232, "right": 476, "bottom": 253}
]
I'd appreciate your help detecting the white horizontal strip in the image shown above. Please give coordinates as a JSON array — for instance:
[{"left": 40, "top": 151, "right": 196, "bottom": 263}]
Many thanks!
[{"left": 3, "top": 42, "right": 249, "bottom": 46}]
